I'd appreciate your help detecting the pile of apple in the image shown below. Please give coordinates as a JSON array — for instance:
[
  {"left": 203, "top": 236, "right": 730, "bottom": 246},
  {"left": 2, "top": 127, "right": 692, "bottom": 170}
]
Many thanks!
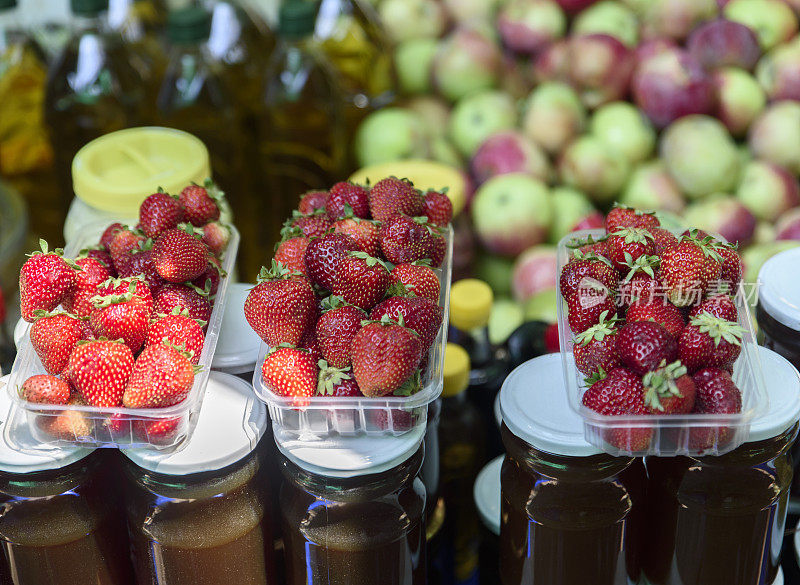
[{"left": 359, "top": 0, "right": 800, "bottom": 311}]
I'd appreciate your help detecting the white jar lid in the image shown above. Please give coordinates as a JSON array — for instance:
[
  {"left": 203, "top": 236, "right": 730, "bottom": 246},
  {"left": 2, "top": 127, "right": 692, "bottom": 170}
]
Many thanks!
[
  {"left": 758, "top": 248, "right": 800, "bottom": 330},
  {"left": 500, "top": 353, "right": 601, "bottom": 457},
  {"left": 748, "top": 346, "right": 800, "bottom": 443},
  {"left": 211, "top": 283, "right": 262, "bottom": 373},
  {"left": 124, "top": 371, "right": 267, "bottom": 475},
  {"left": 0, "top": 376, "right": 94, "bottom": 474},
  {"left": 275, "top": 425, "right": 425, "bottom": 479},
  {"left": 473, "top": 455, "right": 503, "bottom": 536}
]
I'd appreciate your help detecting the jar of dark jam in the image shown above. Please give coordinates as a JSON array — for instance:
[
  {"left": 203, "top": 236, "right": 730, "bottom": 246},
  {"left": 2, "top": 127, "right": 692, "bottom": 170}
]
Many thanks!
[
  {"left": 474, "top": 455, "right": 503, "bottom": 585},
  {"left": 123, "top": 372, "right": 276, "bottom": 585},
  {"left": 499, "top": 354, "right": 646, "bottom": 585},
  {"left": 643, "top": 346, "right": 800, "bottom": 585},
  {"left": 279, "top": 438, "right": 427, "bottom": 585},
  {"left": 757, "top": 247, "right": 800, "bottom": 371}
]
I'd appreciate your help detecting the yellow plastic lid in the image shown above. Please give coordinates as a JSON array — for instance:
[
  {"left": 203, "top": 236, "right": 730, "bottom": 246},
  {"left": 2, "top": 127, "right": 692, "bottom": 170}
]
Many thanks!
[
  {"left": 442, "top": 342, "right": 470, "bottom": 397},
  {"left": 349, "top": 159, "right": 467, "bottom": 216},
  {"left": 450, "top": 279, "right": 493, "bottom": 331},
  {"left": 72, "top": 127, "right": 211, "bottom": 215}
]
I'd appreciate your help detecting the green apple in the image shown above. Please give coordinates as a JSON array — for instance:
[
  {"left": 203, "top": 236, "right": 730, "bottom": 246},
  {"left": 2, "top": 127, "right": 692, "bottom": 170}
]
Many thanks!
[
  {"left": 497, "top": 0, "right": 567, "bottom": 54},
  {"left": 522, "top": 82, "right": 586, "bottom": 155},
  {"left": 724, "top": 0, "right": 798, "bottom": 50},
  {"left": 641, "top": 0, "right": 719, "bottom": 41},
  {"left": 621, "top": 160, "right": 686, "bottom": 213},
  {"left": 590, "top": 101, "right": 656, "bottom": 164},
  {"left": 558, "top": 136, "right": 630, "bottom": 204},
  {"left": 735, "top": 160, "right": 800, "bottom": 222},
  {"left": 379, "top": 0, "right": 447, "bottom": 43},
  {"left": 395, "top": 39, "right": 439, "bottom": 95},
  {"left": 548, "top": 187, "right": 596, "bottom": 244},
  {"left": 474, "top": 252, "right": 515, "bottom": 296},
  {"left": 757, "top": 38, "right": 800, "bottom": 100},
  {"left": 354, "top": 108, "right": 429, "bottom": 167},
  {"left": 524, "top": 288, "right": 559, "bottom": 322},
  {"left": 573, "top": 1, "right": 639, "bottom": 46},
  {"left": 432, "top": 27, "right": 502, "bottom": 102},
  {"left": 713, "top": 67, "right": 766, "bottom": 137},
  {"left": 749, "top": 101, "right": 800, "bottom": 174},
  {"left": 449, "top": 90, "right": 517, "bottom": 158},
  {"left": 489, "top": 298, "right": 525, "bottom": 344}
]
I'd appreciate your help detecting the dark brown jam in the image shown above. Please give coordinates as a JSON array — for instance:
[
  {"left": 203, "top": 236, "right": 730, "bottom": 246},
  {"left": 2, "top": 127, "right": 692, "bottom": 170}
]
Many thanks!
[{"left": 756, "top": 302, "right": 800, "bottom": 372}]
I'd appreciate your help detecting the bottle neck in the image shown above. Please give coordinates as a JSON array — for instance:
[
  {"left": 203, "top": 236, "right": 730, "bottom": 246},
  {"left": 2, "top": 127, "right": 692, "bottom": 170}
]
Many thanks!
[
  {"left": 0, "top": 8, "right": 21, "bottom": 53},
  {"left": 71, "top": 13, "right": 107, "bottom": 36}
]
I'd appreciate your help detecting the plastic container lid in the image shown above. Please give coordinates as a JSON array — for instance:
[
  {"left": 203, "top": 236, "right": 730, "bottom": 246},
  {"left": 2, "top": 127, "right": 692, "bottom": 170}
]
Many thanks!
[
  {"left": 500, "top": 353, "right": 601, "bottom": 457},
  {"left": 748, "top": 346, "right": 800, "bottom": 443},
  {"left": 474, "top": 455, "right": 503, "bottom": 536},
  {"left": 123, "top": 371, "right": 267, "bottom": 475},
  {"left": 442, "top": 343, "right": 469, "bottom": 398},
  {"left": 0, "top": 376, "right": 94, "bottom": 474},
  {"left": 758, "top": 248, "right": 800, "bottom": 331},
  {"left": 450, "top": 279, "right": 493, "bottom": 331},
  {"left": 72, "top": 127, "right": 210, "bottom": 216},
  {"left": 212, "top": 283, "right": 262, "bottom": 373}
]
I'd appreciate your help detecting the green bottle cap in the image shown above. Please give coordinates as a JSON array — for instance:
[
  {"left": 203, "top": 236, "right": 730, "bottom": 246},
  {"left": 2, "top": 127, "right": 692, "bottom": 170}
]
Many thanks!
[
  {"left": 70, "top": 0, "right": 108, "bottom": 16},
  {"left": 167, "top": 6, "right": 212, "bottom": 44},
  {"left": 278, "top": 0, "right": 318, "bottom": 38},
  {"left": 0, "top": 0, "right": 18, "bottom": 12}
]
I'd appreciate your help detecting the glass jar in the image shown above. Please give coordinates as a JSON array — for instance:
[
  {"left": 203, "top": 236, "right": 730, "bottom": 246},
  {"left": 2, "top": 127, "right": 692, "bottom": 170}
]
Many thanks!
[
  {"left": 642, "top": 346, "right": 800, "bottom": 585},
  {"left": 280, "top": 443, "right": 427, "bottom": 585},
  {"left": 499, "top": 353, "right": 646, "bottom": 585},
  {"left": 757, "top": 247, "right": 800, "bottom": 371},
  {"left": 474, "top": 455, "right": 503, "bottom": 585}
]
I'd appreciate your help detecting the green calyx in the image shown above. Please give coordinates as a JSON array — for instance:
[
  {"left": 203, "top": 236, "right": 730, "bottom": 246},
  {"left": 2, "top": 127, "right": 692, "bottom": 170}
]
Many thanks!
[
  {"left": 385, "top": 281, "right": 414, "bottom": 298},
  {"left": 584, "top": 365, "right": 608, "bottom": 386},
  {"left": 361, "top": 313, "right": 411, "bottom": 331},
  {"left": 683, "top": 232, "right": 723, "bottom": 264},
  {"left": 348, "top": 251, "right": 389, "bottom": 271},
  {"left": 176, "top": 223, "right": 204, "bottom": 239},
  {"left": 317, "top": 361, "right": 353, "bottom": 395},
  {"left": 409, "top": 259, "right": 432, "bottom": 267},
  {"left": 393, "top": 370, "right": 422, "bottom": 397},
  {"left": 689, "top": 312, "right": 745, "bottom": 347},
  {"left": 622, "top": 254, "right": 659, "bottom": 282},
  {"left": 566, "top": 234, "right": 608, "bottom": 251},
  {"left": 256, "top": 260, "right": 302, "bottom": 284},
  {"left": 610, "top": 202, "right": 656, "bottom": 217},
  {"left": 611, "top": 227, "right": 654, "bottom": 244},
  {"left": 202, "top": 179, "right": 226, "bottom": 204},
  {"left": 76, "top": 337, "right": 125, "bottom": 347},
  {"left": 572, "top": 250, "right": 614, "bottom": 270},
  {"left": 153, "top": 306, "right": 207, "bottom": 327},
  {"left": 573, "top": 311, "right": 619, "bottom": 346},
  {"left": 31, "top": 309, "right": 86, "bottom": 322},
  {"left": 28, "top": 239, "right": 80, "bottom": 269},
  {"left": 91, "top": 291, "right": 135, "bottom": 309},
  {"left": 643, "top": 360, "right": 688, "bottom": 412}
]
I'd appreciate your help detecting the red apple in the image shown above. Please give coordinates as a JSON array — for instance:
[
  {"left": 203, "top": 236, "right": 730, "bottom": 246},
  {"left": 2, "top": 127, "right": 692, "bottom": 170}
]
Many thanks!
[
  {"left": 724, "top": 0, "right": 798, "bottom": 51},
  {"left": 749, "top": 101, "right": 800, "bottom": 174},
  {"left": 511, "top": 245, "right": 558, "bottom": 302},
  {"left": 566, "top": 34, "right": 635, "bottom": 109},
  {"left": 432, "top": 26, "right": 502, "bottom": 102},
  {"left": 571, "top": 211, "right": 605, "bottom": 231},
  {"left": 736, "top": 160, "right": 800, "bottom": 221},
  {"left": 621, "top": 161, "right": 686, "bottom": 213},
  {"left": 775, "top": 207, "right": 800, "bottom": 240},
  {"left": 558, "top": 135, "right": 631, "bottom": 204},
  {"left": 532, "top": 39, "right": 569, "bottom": 82},
  {"left": 682, "top": 194, "right": 757, "bottom": 246},
  {"left": 640, "top": 0, "right": 719, "bottom": 41},
  {"left": 555, "top": 0, "right": 599, "bottom": 14},
  {"left": 686, "top": 19, "right": 762, "bottom": 71},
  {"left": 522, "top": 81, "right": 586, "bottom": 155},
  {"left": 635, "top": 38, "right": 680, "bottom": 65},
  {"left": 756, "top": 39, "right": 800, "bottom": 100},
  {"left": 713, "top": 67, "right": 766, "bottom": 137},
  {"left": 497, "top": 0, "right": 567, "bottom": 55},
  {"left": 471, "top": 130, "right": 550, "bottom": 185}
]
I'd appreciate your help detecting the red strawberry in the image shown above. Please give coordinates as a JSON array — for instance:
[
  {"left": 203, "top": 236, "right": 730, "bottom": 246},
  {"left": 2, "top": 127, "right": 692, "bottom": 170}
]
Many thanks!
[
  {"left": 275, "top": 236, "right": 310, "bottom": 275},
  {"left": 616, "top": 321, "right": 678, "bottom": 375},
  {"left": 427, "top": 231, "right": 447, "bottom": 268},
  {"left": 605, "top": 204, "right": 660, "bottom": 233},
  {"left": 626, "top": 300, "right": 685, "bottom": 339},
  {"left": 315, "top": 298, "right": 365, "bottom": 368},
  {"left": 368, "top": 177, "right": 425, "bottom": 222},
  {"left": 123, "top": 343, "right": 196, "bottom": 408},
  {"left": 422, "top": 190, "right": 453, "bottom": 226},
  {"left": 606, "top": 228, "right": 655, "bottom": 272},
  {"left": 678, "top": 313, "right": 745, "bottom": 373},
  {"left": 82, "top": 247, "right": 115, "bottom": 274},
  {"left": 660, "top": 235, "right": 723, "bottom": 306},
  {"left": 63, "top": 256, "right": 112, "bottom": 317},
  {"left": 152, "top": 226, "right": 209, "bottom": 283},
  {"left": 100, "top": 223, "right": 124, "bottom": 250},
  {"left": 379, "top": 216, "right": 434, "bottom": 265},
  {"left": 66, "top": 339, "right": 134, "bottom": 407},
  {"left": 298, "top": 327, "right": 323, "bottom": 363},
  {"left": 108, "top": 226, "right": 146, "bottom": 275},
  {"left": 544, "top": 323, "right": 560, "bottom": 353},
  {"left": 298, "top": 190, "right": 329, "bottom": 215},
  {"left": 573, "top": 311, "right": 621, "bottom": 377},
  {"left": 20, "top": 374, "right": 71, "bottom": 405},
  {"left": 304, "top": 233, "right": 360, "bottom": 291},
  {"left": 201, "top": 221, "right": 230, "bottom": 257},
  {"left": 715, "top": 244, "right": 743, "bottom": 294},
  {"left": 618, "top": 272, "right": 662, "bottom": 306},
  {"left": 117, "top": 248, "right": 164, "bottom": 292},
  {"left": 681, "top": 228, "right": 714, "bottom": 241},
  {"left": 559, "top": 253, "right": 618, "bottom": 299},
  {"left": 139, "top": 190, "right": 183, "bottom": 238},
  {"left": 146, "top": 308, "right": 205, "bottom": 364},
  {"left": 581, "top": 368, "right": 652, "bottom": 451},
  {"left": 30, "top": 312, "right": 87, "bottom": 375},
  {"left": 368, "top": 407, "right": 416, "bottom": 432},
  {"left": 291, "top": 212, "right": 331, "bottom": 239},
  {"left": 244, "top": 262, "right": 316, "bottom": 346},
  {"left": 331, "top": 252, "right": 390, "bottom": 311},
  {"left": 261, "top": 347, "right": 318, "bottom": 406},
  {"left": 89, "top": 292, "right": 150, "bottom": 353},
  {"left": 688, "top": 294, "right": 737, "bottom": 322},
  {"left": 97, "top": 276, "right": 154, "bottom": 314},
  {"left": 19, "top": 240, "right": 77, "bottom": 321},
  {"left": 179, "top": 182, "right": 222, "bottom": 226},
  {"left": 692, "top": 367, "right": 742, "bottom": 414},
  {"left": 642, "top": 360, "right": 696, "bottom": 414},
  {"left": 38, "top": 395, "right": 94, "bottom": 440},
  {"left": 649, "top": 227, "right": 679, "bottom": 256},
  {"left": 333, "top": 217, "right": 380, "bottom": 256},
  {"left": 191, "top": 261, "right": 223, "bottom": 297},
  {"left": 566, "top": 282, "right": 616, "bottom": 333},
  {"left": 133, "top": 417, "right": 180, "bottom": 445},
  {"left": 390, "top": 262, "right": 440, "bottom": 302},
  {"left": 568, "top": 234, "right": 609, "bottom": 258},
  {"left": 326, "top": 181, "right": 370, "bottom": 219},
  {"left": 317, "top": 363, "right": 362, "bottom": 396},
  {"left": 153, "top": 283, "right": 212, "bottom": 324},
  {"left": 370, "top": 296, "right": 444, "bottom": 352}
]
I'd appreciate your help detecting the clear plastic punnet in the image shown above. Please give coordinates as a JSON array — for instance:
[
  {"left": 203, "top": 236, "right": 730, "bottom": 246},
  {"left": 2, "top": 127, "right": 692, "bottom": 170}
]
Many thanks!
[
  {"left": 5, "top": 219, "right": 240, "bottom": 451},
  {"left": 253, "top": 227, "right": 453, "bottom": 462},
  {"left": 556, "top": 229, "right": 768, "bottom": 457}
]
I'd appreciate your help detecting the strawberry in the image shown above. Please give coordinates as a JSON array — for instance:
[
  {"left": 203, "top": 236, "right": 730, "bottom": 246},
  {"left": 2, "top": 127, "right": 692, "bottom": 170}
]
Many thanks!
[
  {"left": 617, "top": 254, "right": 661, "bottom": 306},
  {"left": 139, "top": 190, "right": 183, "bottom": 238},
  {"left": 678, "top": 313, "right": 745, "bottom": 373},
  {"left": 146, "top": 308, "right": 205, "bottom": 364},
  {"left": 151, "top": 226, "right": 209, "bottom": 283},
  {"left": 123, "top": 343, "right": 197, "bottom": 408},
  {"left": 422, "top": 190, "right": 453, "bottom": 226},
  {"left": 616, "top": 321, "right": 678, "bottom": 375},
  {"left": 649, "top": 227, "right": 679, "bottom": 256},
  {"left": 63, "top": 256, "right": 112, "bottom": 317},
  {"left": 100, "top": 223, "right": 124, "bottom": 250},
  {"left": 566, "top": 282, "right": 616, "bottom": 333},
  {"left": 304, "top": 233, "right": 360, "bottom": 291},
  {"left": 30, "top": 311, "right": 87, "bottom": 375},
  {"left": 625, "top": 300, "right": 685, "bottom": 339},
  {"left": 89, "top": 292, "right": 150, "bottom": 353},
  {"left": 97, "top": 276, "right": 154, "bottom": 314},
  {"left": 573, "top": 311, "right": 621, "bottom": 377},
  {"left": 351, "top": 315, "right": 424, "bottom": 397},
  {"left": 368, "top": 177, "right": 425, "bottom": 222},
  {"left": 681, "top": 228, "right": 714, "bottom": 241},
  {"left": 261, "top": 347, "right": 317, "bottom": 405},
  {"left": 545, "top": 323, "right": 561, "bottom": 353},
  {"left": 291, "top": 211, "right": 331, "bottom": 239},
  {"left": 331, "top": 252, "right": 390, "bottom": 311},
  {"left": 379, "top": 216, "right": 435, "bottom": 265},
  {"left": 559, "top": 252, "right": 618, "bottom": 299},
  {"left": 568, "top": 234, "right": 609, "bottom": 258},
  {"left": 315, "top": 297, "right": 365, "bottom": 368},
  {"left": 179, "top": 182, "right": 222, "bottom": 226},
  {"left": 244, "top": 261, "right": 316, "bottom": 346},
  {"left": 154, "top": 283, "right": 212, "bottom": 324},
  {"left": 20, "top": 374, "right": 71, "bottom": 405},
  {"left": 605, "top": 204, "right": 660, "bottom": 233},
  {"left": 333, "top": 217, "right": 380, "bottom": 256},
  {"left": 368, "top": 407, "right": 416, "bottom": 432},
  {"left": 688, "top": 294, "right": 737, "bottom": 322},
  {"left": 606, "top": 228, "right": 655, "bottom": 272},
  {"left": 298, "top": 190, "right": 329, "bottom": 215},
  {"left": 642, "top": 360, "right": 696, "bottom": 414},
  {"left": 108, "top": 226, "right": 146, "bottom": 275},
  {"left": 66, "top": 339, "right": 134, "bottom": 407},
  {"left": 191, "top": 261, "right": 223, "bottom": 297},
  {"left": 390, "top": 262, "right": 440, "bottom": 302},
  {"left": 82, "top": 247, "right": 115, "bottom": 274},
  {"left": 299, "top": 327, "right": 323, "bottom": 363},
  {"left": 715, "top": 243, "right": 743, "bottom": 294},
  {"left": 201, "top": 221, "right": 230, "bottom": 257},
  {"left": 38, "top": 395, "right": 94, "bottom": 440},
  {"left": 317, "top": 362, "right": 362, "bottom": 396},
  {"left": 370, "top": 296, "right": 444, "bottom": 352},
  {"left": 275, "top": 236, "right": 311, "bottom": 275},
  {"left": 19, "top": 240, "right": 77, "bottom": 321},
  {"left": 134, "top": 417, "right": 180, "bottom": 445},
  {"left": 692, "top": 367, "right": 742, "bottom": 414},
  {"left": 660, "top": 235, "right": 722, "bottom": 306},
  {"left": 427, "top": 231, "right": 447, "bottom": 268},
  {"left": 117, "top": 248, "right": 164, "bottom": 292},
  {"left": 326, "top": 181, "right": 370, "bottom": 219}
]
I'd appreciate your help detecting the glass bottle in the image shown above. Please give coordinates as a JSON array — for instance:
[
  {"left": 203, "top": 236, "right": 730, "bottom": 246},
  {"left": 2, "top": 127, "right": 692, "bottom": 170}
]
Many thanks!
[
  {"left": 258, "top": 0, "right": 345, "bottom": 254},
  {"left": 0, "top": 0, "right": 60, "bottom": 242},
  {"left": 45, "top": 0, "right": 145, "bottom": 215},
  {"left": 107, "top": 0, "right": 168, "bottom": 95}
]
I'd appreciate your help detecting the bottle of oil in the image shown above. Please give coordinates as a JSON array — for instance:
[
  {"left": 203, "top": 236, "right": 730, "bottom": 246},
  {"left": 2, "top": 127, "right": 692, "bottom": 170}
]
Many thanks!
[
  {"left": 107, "top": 0, "right": 168, "bottom": 96},
  {"left": 45, "top": 0, "right": 145, "bottom": 220},
  {"left": 258, "top": 0, "right": 345, "bottom": 253},
  {"left": 0, "top": 0, "right": 60, "bottom": 242}
]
